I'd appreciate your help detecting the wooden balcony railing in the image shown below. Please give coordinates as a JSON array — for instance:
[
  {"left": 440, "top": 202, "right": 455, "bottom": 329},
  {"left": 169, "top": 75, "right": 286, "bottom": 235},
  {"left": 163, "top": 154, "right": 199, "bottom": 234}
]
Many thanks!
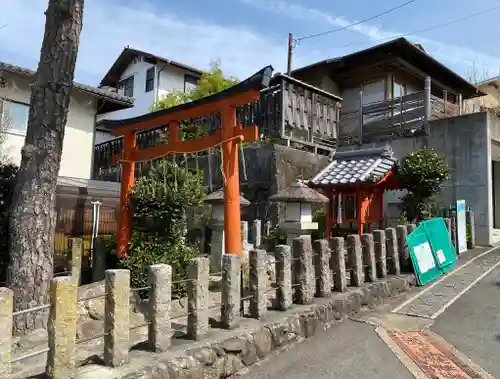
[{"left": 92, "top": 75, "right": 341, "bottom": 182}]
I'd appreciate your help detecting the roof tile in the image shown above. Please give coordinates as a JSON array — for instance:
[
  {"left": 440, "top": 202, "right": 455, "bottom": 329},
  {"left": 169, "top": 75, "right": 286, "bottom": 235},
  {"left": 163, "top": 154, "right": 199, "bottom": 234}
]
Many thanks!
[{"left": 310, "top": 146, "right": 397, "bottom": 186}]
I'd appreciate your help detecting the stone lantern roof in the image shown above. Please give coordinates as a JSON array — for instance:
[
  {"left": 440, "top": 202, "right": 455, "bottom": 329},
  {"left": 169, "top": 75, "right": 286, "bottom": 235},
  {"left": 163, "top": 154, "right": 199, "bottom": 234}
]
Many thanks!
[
  {"left": 204, "top": 188, "right": 250, "bottom": 207},
  {"left": 269, "top": 180, "right": 329, "bottom": 204}
]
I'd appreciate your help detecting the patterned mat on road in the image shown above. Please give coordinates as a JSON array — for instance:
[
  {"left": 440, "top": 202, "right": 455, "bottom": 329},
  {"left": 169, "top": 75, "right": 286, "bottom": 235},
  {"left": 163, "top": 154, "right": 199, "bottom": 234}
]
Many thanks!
[
  {"left": 389, "top": 331, "right": 476, "bottom": 379},
  {"left": 393, "top": 248, "right": 500, "bottom": 319}
]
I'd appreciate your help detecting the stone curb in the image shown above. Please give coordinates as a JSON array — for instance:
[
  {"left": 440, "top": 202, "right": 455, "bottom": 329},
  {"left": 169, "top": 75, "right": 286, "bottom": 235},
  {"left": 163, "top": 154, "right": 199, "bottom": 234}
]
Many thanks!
[{"left": 76, "top": 275, "right": 415, "bottom": 379}]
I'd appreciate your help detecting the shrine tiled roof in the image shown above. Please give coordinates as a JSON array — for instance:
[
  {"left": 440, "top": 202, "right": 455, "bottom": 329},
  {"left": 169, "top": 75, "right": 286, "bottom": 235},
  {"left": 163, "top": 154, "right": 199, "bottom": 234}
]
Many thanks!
[{"left": 310, "top": 147, "right": 397, "bottom": 186}]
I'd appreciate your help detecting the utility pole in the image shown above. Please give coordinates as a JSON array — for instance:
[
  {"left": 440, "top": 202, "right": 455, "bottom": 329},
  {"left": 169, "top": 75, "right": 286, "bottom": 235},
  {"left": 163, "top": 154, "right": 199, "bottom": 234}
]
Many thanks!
[{"left": 287, "top": 32, "right": 293, "bottom": 75}]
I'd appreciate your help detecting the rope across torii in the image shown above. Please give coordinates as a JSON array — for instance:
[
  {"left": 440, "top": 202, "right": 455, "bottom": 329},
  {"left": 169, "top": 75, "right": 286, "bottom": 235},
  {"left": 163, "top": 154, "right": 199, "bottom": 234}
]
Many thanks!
[{"left": 101, "top": 66, "right": 274, "bottom": 258}]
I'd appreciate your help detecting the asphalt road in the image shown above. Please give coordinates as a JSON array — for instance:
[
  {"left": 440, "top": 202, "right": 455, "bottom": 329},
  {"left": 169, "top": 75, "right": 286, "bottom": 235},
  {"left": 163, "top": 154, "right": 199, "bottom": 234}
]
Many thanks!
[
  {"left": 241, "top": 319, "right": 414, "bottom": 379},
  {"left": 432, "top": 261, "right": 500, "bottom": 378}
]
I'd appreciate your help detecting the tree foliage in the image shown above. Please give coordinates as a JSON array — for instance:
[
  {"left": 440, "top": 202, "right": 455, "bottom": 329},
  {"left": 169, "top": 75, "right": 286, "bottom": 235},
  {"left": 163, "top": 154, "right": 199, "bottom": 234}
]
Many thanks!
[
  {"left": 397, "top": 148, "right": 451, "bottom": 221},
  {"left": 152, "top": 61, "right": 239, "bottom": 141},
  {"left": 120, "top": 159, "right": 205, "bottom": 297},
  {"left": 0, "top": 164, "right": 18, "bottom": 283}
]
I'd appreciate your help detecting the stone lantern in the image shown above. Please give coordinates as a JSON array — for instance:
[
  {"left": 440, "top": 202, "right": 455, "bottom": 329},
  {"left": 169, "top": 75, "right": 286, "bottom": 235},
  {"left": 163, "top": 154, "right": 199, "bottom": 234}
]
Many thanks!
[
  {"left": 269, "top": 180, "right": 329, "bottom": 246},
  {"left": 205, "top": 188, "right": 250, "bottom": 272}
]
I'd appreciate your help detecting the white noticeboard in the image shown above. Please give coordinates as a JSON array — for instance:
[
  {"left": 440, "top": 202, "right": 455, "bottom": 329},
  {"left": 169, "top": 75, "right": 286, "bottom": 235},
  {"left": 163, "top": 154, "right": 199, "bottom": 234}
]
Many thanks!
[{"left": 456, "top": 200, "right": 467, "bottom": 254}]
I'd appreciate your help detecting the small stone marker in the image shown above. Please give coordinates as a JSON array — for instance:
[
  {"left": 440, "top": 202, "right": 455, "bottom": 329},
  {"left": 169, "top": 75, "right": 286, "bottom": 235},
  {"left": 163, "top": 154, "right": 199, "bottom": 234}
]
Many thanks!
[
  {"left": 313, "top": 239, "right": 332, "bottom": 297},
  {"left": 385, "top": 228, "right": 401, "bottom": 275},
  {"left": 396, "top": 225, "right": 410, "bottom": 271},
  {"left": 0, "top": 288, "right": 13, "bottom": 377},
  {"left": 330, "top": 237, "right": 347, "bottom": 292},
  {"left": 275, "top": 245, "right": 292, "bottom": 310},
  {"left": 46, "top": 277, "right": 78, "bottom": 378},
  {"left": 252, "top": 219, "right": 262, "bottom": 248},
  {"left": 293, "top": 236, "right": 314, "bottom": 304},
  {"left": 148, "top": 264, "right": 172, "bottom": 351},
  {"left": 187, "top": 257, "right": 210, "bottom": 340},
  {"left": 104, "top": 269, "right": 130, "bottom": 367},
  {"left": 92, "top": 237, "right": 106, "bottom": 282},
  {"left": 347, "top": 234, "right": 364, "bottom": 286},
  {"left": 70, "top": 237, "right": 83, "bottom": 286},
  {"left": 361, "top": 234, "right": 376, "bottom": 282},
  {"left": 373, "top": 230, "right": 387, "bottom": 279},
  {"left": 221, "top": 254, "right": 241, "bottom": 329},
  {"left": 249, "top": 249, "right": 268, "bottom": 319}
]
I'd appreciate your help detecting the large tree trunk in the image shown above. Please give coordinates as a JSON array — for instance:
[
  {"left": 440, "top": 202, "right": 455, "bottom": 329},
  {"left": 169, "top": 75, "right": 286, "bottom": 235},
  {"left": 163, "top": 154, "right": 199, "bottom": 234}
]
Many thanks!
[{"left": 7, "top": 0, "right": 84, "bottom": 334}]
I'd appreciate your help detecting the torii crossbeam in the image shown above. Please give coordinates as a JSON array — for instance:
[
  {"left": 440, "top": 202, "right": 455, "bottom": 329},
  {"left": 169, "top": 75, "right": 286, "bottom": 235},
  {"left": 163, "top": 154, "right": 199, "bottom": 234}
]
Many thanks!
[{"left": 100, "top": 66, "right": 274, "bottom": 257}]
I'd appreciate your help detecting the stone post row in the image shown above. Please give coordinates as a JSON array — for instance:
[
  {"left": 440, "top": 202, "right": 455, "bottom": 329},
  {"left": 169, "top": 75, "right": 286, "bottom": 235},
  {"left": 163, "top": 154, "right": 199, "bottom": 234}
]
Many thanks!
[
  {"left": 466, "top": 210, "right": 476, "bottom": 249},
  {"left": 293, "top": 236, "right": 314, "bottom": 305},
  {"left": 275, "top": 245, "right": 292, "bottom": 310},
  {"left": 330, "top": 237, "right": 347, "bottom": 292},
  {"left": 187, "top": 258, "right": 210, "bottom": 340},
  {"left": 47, "top": 276, "right": 78, "bottom": 379}
]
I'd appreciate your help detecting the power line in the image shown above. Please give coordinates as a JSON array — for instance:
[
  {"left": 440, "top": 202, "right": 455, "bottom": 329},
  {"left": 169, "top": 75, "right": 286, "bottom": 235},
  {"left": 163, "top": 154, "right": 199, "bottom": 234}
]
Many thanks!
[
  {"left": 296, "top": 0, "right": 418, "bottom": 42},
  {"left": 326, "top": 4, "right": 500, "bottom": 49}
]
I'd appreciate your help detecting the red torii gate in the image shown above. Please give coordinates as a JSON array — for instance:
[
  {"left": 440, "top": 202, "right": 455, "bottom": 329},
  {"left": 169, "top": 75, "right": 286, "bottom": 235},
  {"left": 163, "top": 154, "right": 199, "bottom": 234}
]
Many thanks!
[{"left": 101, "top": 66, "right": 273, "bottom": 257}]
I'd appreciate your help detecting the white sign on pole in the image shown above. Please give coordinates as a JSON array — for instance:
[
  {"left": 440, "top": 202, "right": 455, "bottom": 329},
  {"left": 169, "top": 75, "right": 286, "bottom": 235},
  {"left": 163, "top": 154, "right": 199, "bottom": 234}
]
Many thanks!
[{"left": 456, "top": 200, "right": 467, "bottom": 254}]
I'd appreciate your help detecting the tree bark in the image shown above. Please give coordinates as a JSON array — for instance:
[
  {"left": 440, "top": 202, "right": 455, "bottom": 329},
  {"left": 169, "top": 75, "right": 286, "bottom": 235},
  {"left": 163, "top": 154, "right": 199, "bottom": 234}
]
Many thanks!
[{"left": 7, "top": 0, "right": 84, "bottom": 334}]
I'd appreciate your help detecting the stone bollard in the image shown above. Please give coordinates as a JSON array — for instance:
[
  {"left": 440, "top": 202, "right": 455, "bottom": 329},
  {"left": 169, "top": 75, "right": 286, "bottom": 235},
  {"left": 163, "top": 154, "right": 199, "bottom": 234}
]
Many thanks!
[
  {"left": 92, "top": 237, "right": 107, "bottom": 283},
  {"left": 385, "top": 228, "right": 401, "bottom": 275},
  {"left": 187, "top": 258, "right": 210, "bottom": 340},
  {"left": 407, "top": 224, "right": 416, "bottom": 235},
  {"left": 0, "top": 288, "right": 13, "bottom": 378},
  {"left": 373, "top": 230, "right": 387, "bottom": 279},
  {"left": 148, "top": 264, "right": 172, "bottom": 351},
  {"left": 241, "top": 221, "right": 249, "bottom": 245},
  {"left": 466, "top": 210, "right": 476, "bottom": 249},
  {"left": 70, "top": 238, "right": 83, "bottom": 286},
  {"left": 396, "top": 225, "right": 410, "bottom": 272},
  {"left": 249, "top": 249, "right": 268, "bottom": 319},
  {"left": 104, "top": 269, "right": 130, "bottom": 367},
  {"left": 361, "top": 234, "right": 376, "bottom": 282},
  {"left": 275, "top": 245, "right": 292, "bottom": 311},
  {"left": 252, "top": 219, "right": 262, "bottom": 248},
  {"left": 46, "top": 277, "right": 78, "bottom": 379},
  {"left": 313, "top": 239, "right": 332, "bottom": 297},
  {"left": 330, "top": 237, "right": 347, "bottom": 292},
  {"left": 221, "top": 254, "right": 241, "bottom": 329},
  {"left": 347, "top": 235, "right": 364, "bottom": 286},
  {"left": 444, "top": 218, "right": 452, "bottom": 238},
  {"left": 293, "top": 236, "right": 314, "bottom": 305}
]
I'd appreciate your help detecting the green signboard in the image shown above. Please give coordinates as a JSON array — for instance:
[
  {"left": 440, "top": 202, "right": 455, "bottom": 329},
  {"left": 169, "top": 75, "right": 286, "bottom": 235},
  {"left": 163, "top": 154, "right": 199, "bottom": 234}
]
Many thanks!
[{"left": 406, "top": 217, "right": 457, "bottom": 285}]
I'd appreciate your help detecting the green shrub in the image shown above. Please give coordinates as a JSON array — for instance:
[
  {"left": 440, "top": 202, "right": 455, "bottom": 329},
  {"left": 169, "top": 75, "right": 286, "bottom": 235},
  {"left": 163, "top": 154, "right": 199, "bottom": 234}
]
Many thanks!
[
  {"left": 311, "top": 209, "right": 326, "bottom": 240},
  {"left": 397, "top": 148, "right": 451, "bottom": 222},
  {"left": 120, "top": 158, "right": 205, "bottom": 297}
]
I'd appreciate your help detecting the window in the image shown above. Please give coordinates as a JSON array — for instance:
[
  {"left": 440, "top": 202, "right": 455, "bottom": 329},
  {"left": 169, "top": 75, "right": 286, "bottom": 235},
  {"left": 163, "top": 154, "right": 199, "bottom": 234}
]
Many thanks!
[
  {"left": 1, "top": 100, "right": 29, "bottom": 135},
  {"left": 393, "top": 81, "right": 407, "bottom": 98},
  {"left": 145, "top": 67, "right": 155, "bottom": 92},
  {"left": 184, "top": 74, "right": 198, "bottom": 93},
  {"left": 119, "top": 75, "right": 134, "bottom": 97}
]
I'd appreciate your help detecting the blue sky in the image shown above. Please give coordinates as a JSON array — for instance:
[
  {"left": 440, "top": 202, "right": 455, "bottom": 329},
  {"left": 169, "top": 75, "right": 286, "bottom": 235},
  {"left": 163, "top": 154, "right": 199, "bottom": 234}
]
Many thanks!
[{"left": 1, "top": 0, "right": 500, "bottom": 86}]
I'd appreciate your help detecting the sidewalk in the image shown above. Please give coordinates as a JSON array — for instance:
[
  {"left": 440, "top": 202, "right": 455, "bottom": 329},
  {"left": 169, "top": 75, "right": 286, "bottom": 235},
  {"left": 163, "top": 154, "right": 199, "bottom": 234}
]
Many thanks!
[{"left": 242, "top": 245, "right": 500, "bottom": 379}]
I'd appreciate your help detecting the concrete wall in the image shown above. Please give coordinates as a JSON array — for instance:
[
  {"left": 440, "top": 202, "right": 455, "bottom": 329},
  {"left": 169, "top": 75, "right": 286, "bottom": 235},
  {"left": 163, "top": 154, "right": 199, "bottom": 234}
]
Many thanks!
[
  {"left": 2, "top": 72, "right": 98, "bottom": 179},
  {"left": 338, "top": 112, "right": 492, "bottom": 245},
  {"left": 196, "top": 144, "right": 330, "bottom": 224}
]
